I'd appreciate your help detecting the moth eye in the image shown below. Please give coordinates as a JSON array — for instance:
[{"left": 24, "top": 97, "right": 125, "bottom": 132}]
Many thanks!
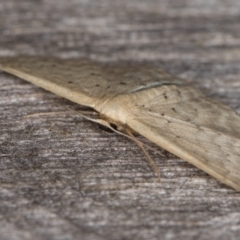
[{"left": 109, "top": 123, "right": 117, "bottom": 130}]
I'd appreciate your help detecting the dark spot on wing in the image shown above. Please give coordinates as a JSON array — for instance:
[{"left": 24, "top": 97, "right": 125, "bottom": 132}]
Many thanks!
[
  {"left": 216, "top": 144, "right": 221, "bottom": 149},
  {"left": 120, "top": 82, "right": 126, "bottom": 85},
  {"left": 90, "top": 73, "right": 101, "bottom": 76},
  {"left": 176, "top": 89, "right": 181, "bottom": 95},
  {"left": 161, "top": 113, "right": 165, "bottom": 116},
  {"left": 95, "top": 84, "right": 100, "bottom": 87},
  {"left": 68, "top": 81, "right": 73, "bottom": 84},
  {"left": 172, "top": 108, "right": 176, "bottom": 112},
  {"left": 163, "top": 94, "right": 168, "bottom": 99}
]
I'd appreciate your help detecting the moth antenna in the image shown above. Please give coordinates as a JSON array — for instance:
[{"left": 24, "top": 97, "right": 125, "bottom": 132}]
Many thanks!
[
  {"left": 59, "top": 101, "right": 99, "bottom": 116},
  {"left": 25, "top": 101, "right": 99, "bottom": 118},
  {"left": 25, "top": 111, "right": 70, "bottom": 118}
]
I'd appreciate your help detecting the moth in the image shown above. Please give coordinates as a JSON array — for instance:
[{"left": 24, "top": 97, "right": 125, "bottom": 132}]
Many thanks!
[{"left": 0, "top": 57, "right": 240, "bottom": 191}]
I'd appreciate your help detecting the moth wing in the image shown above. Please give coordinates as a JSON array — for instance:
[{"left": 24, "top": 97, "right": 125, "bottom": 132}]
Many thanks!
[
  {"left": 0, "top": 56, "right": 184, "bottom": 108},
  {"left": 2, "top": 57, "right": 239, "bottom": 189},
  {"left": 125, "top": 85, "right": 240, "bottom": 190}
]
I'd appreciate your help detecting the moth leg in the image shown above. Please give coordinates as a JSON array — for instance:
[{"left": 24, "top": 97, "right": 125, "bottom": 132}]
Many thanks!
[
  {"left": 64, "top": 108, "right": 163, "bottom": 183},
  {"left": 125, "top": 129, "right": 162, "bottom": 183}
]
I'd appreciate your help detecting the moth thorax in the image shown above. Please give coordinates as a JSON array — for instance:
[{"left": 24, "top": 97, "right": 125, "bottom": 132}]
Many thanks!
[{"left": 96, "top": 95, "right": 128, "bottom": 124}]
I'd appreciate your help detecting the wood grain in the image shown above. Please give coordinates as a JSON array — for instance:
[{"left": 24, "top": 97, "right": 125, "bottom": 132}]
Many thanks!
[{"left": 0, "top": 0, "right": 240, "bottom": 240}]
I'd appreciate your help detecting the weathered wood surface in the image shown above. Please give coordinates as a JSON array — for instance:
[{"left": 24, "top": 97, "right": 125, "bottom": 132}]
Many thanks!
[{"left": 0, "top": 0, "right": 240, "bottom": 240}]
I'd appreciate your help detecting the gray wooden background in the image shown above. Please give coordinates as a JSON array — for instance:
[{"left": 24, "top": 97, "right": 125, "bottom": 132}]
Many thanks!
[{"left": 0, "top": 0, "right": 240, "bottom": 239}]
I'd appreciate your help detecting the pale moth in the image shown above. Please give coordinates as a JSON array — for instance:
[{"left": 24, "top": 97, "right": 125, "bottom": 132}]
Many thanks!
[{"left": 0, "top": 57, "right": 240, "bottom": 191}]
